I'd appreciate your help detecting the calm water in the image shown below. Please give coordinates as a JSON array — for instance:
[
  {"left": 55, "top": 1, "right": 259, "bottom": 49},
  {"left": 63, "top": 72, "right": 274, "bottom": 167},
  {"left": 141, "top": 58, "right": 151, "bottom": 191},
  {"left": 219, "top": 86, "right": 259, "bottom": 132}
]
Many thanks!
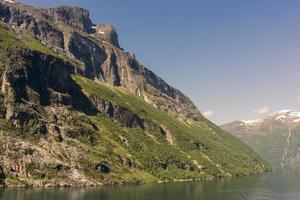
[{"left": 1, "top": 167, "right": 300, "bottom": 200}]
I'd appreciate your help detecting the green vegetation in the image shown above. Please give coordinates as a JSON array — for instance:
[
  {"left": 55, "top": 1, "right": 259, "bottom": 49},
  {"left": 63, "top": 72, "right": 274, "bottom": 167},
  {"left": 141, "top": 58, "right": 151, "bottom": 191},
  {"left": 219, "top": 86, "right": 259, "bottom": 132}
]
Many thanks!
[
  {"left": 91, "top": 114, "right": 206, "bottom": 180},
  {"left": 73, "top": 75, "right": 269, "bottom": 178},
  {"left": 0, "top": 118, "right": 16, "bottom": 132},
  {"left": 0, "top": 25, "right": 64, "bottom": 60}
]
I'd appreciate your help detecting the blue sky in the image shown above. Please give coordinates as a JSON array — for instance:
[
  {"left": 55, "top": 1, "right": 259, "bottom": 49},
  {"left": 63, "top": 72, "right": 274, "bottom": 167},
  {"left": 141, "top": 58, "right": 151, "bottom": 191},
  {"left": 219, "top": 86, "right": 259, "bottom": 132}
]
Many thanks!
[{"left": 22, "top": 0, "right": 300, "bottom": 124}]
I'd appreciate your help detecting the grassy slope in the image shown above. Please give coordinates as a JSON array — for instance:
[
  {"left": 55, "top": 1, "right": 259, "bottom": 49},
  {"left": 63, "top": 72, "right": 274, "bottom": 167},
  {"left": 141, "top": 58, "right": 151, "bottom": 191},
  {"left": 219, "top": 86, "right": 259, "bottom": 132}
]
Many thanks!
[
  {"left": 73, "top": 75, "right": 269, "bottom": 177},
  {"left": 0, "top": 116, "right": 159, "bottom": 185}
]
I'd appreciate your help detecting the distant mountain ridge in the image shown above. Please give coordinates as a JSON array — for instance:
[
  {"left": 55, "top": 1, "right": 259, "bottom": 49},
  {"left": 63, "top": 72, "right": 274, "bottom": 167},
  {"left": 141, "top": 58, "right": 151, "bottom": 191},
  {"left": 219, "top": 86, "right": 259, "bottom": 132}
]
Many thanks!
[
  {"left": 221, "top": 110, "right": 300, "bottom": 168},
  {"left": 0, "top": 1, "right": 268, "bottom": 187}
]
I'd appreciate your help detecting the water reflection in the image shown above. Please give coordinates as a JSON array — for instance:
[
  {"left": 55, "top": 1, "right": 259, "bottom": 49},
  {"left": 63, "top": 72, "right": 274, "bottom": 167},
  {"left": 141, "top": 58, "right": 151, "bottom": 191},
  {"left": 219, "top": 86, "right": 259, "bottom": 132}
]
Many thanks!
[{"left": 1, "top": 167, "right": 300, "bottom": 200}]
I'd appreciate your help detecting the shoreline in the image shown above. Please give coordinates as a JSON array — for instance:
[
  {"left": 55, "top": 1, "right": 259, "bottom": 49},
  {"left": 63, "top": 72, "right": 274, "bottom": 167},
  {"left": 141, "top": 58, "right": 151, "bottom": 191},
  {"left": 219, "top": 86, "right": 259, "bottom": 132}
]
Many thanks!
[{"left": 0, "top": 169, "right": 271, "bottom": 189}]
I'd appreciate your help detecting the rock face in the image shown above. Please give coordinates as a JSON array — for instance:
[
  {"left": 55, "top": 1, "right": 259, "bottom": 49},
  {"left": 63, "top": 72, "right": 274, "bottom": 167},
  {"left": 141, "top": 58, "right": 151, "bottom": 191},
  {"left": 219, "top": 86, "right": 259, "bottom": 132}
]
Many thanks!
[
  {"left": 0, "top": 47, "right": 98, "bottom": 130},
  {"left": 0, "top": 165, "right": 5, "bottom": 186},
  {"left": 49, "top": 6, "right": 94, "bottom": 32},
  {"left": 93, "top": 24, "right": 120, "bottom": 47},
  {"left": 221, "top": 110, "right": 300, "bottom": 168},
  {"left": 0, "top": 1, "right": 269, "bottom": 187}
]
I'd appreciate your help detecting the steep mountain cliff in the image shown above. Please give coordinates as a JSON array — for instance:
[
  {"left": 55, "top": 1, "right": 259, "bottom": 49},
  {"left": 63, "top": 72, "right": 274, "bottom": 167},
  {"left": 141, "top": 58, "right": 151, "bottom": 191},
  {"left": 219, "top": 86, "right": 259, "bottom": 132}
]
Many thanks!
[
  {"left": 0, "top": 0, "right": 201, "bottom": 122},
  {"left": 0, "top": 1, "right": 268, "bottom": 187},
  {"left": 221, "top": 110, "right": 300, "bottom": 168}
]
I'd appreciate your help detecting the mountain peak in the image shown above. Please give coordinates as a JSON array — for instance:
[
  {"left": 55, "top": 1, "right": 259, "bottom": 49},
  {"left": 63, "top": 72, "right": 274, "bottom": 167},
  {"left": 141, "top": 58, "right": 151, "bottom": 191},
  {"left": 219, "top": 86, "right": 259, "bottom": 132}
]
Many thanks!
[
  {"left": 49, "top": 5, "right": 94, "bottom": 32},
  {"left": 271, "top": 110, "right": 300, "bottom": 123},
  {"left": 236, "top": 109, "right": 300, "bottom": 127}
]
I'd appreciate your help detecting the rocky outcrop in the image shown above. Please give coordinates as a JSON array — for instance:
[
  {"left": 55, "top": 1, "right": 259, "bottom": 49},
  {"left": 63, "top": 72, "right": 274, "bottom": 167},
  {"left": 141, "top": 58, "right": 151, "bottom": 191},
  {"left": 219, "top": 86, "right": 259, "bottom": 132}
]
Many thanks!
[
  {"left": 0, "top": 3, "right": 64, "bottom": 48},
  {"left": 68, "top": 32, "right": 107, "bottom": 79},
  {"left": 89, "top": 95, "right": 144, "bottom": 129},
  {"left": 0, "top": 130, "right": 103, "bottom": 187},
  {"left": 93, "top": 24, "right": 120, "bottom": 47},
  {"left": 48, "top": 6, "right": 93, "bottom": 33},
  {"left": 0, "top": 43, "right": 162, "bottom": 135},
  {"left": 0, "top": 47, "right": 98, "bottom": 132},
  {"left": 95, "top": 162, "right": 110, "bottom": 174}
]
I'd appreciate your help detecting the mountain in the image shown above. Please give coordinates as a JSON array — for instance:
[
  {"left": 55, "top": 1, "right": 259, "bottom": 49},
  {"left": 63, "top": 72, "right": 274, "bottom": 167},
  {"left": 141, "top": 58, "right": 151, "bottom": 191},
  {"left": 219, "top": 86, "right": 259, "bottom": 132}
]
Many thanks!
[
  {"left": 221, "top": 110, "right": 300, "bottom": 168},
  {"left": 0, "top": 1, "right": 268, "bottom": 187}
]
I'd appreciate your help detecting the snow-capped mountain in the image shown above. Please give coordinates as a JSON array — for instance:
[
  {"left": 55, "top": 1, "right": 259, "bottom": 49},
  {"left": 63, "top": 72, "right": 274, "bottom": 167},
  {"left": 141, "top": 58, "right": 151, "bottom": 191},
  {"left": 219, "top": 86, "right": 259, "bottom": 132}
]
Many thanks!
[
  {"left": 221, "top": 110, "right": 300, "bottom": 168},
  {"left": 271, "top": 110, "right": 300, "bottom": 124},
  {"left": 239, "top": 110, "right": 300, "bottom": 127}
]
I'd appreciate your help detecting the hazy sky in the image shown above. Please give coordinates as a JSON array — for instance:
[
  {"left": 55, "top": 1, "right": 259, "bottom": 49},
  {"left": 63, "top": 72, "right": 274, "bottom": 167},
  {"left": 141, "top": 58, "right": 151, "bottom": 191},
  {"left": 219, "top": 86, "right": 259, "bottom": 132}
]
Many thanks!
[{"left": 22, "top": 0, "right": 300, "bottom": 124}]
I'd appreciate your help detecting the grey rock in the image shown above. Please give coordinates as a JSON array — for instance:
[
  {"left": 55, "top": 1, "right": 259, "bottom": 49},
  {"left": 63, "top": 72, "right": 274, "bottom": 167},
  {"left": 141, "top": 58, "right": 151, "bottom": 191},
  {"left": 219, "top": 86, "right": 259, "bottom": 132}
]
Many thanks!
[
  {"left": 48, "top": 6, "right": 93, "bottom": 32},
  {"left": 0, "top": 165, "right": 5, "bottom": 185},
  {"left": 94, "top": 24, "right": 120, "bottom": 47},
  {"left": 95, "top": 162, "right": 110, "bottom": 174}
]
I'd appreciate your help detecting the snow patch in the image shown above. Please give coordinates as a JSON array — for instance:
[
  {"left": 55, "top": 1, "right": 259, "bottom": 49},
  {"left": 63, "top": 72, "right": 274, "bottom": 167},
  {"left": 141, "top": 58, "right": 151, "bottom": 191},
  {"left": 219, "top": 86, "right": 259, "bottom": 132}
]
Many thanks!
[
  {"left": 276, "top": 115, "right": 287, "bottom": 120},
  {"left": 275, "top": 109, "right": 291, "bottom": 114},
  {"left": 2, "top": 0, "right": 16, "bottom": 3},
  {"left": 289, "top": 112, "right": 300, "bottom": 118},
  {"left": 240, "top": 110, "right": 300, "bottom": 126},
  {"left": 241, "top": 119, "right": 263, "bottom": 125}
]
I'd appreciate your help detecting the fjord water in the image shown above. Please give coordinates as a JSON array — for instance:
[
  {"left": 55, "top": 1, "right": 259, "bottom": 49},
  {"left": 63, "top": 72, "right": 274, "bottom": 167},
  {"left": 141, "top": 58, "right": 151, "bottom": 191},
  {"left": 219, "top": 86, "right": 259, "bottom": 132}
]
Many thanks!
[{"left": 1, "top": 167, "right": 300, "bottom": 200}]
